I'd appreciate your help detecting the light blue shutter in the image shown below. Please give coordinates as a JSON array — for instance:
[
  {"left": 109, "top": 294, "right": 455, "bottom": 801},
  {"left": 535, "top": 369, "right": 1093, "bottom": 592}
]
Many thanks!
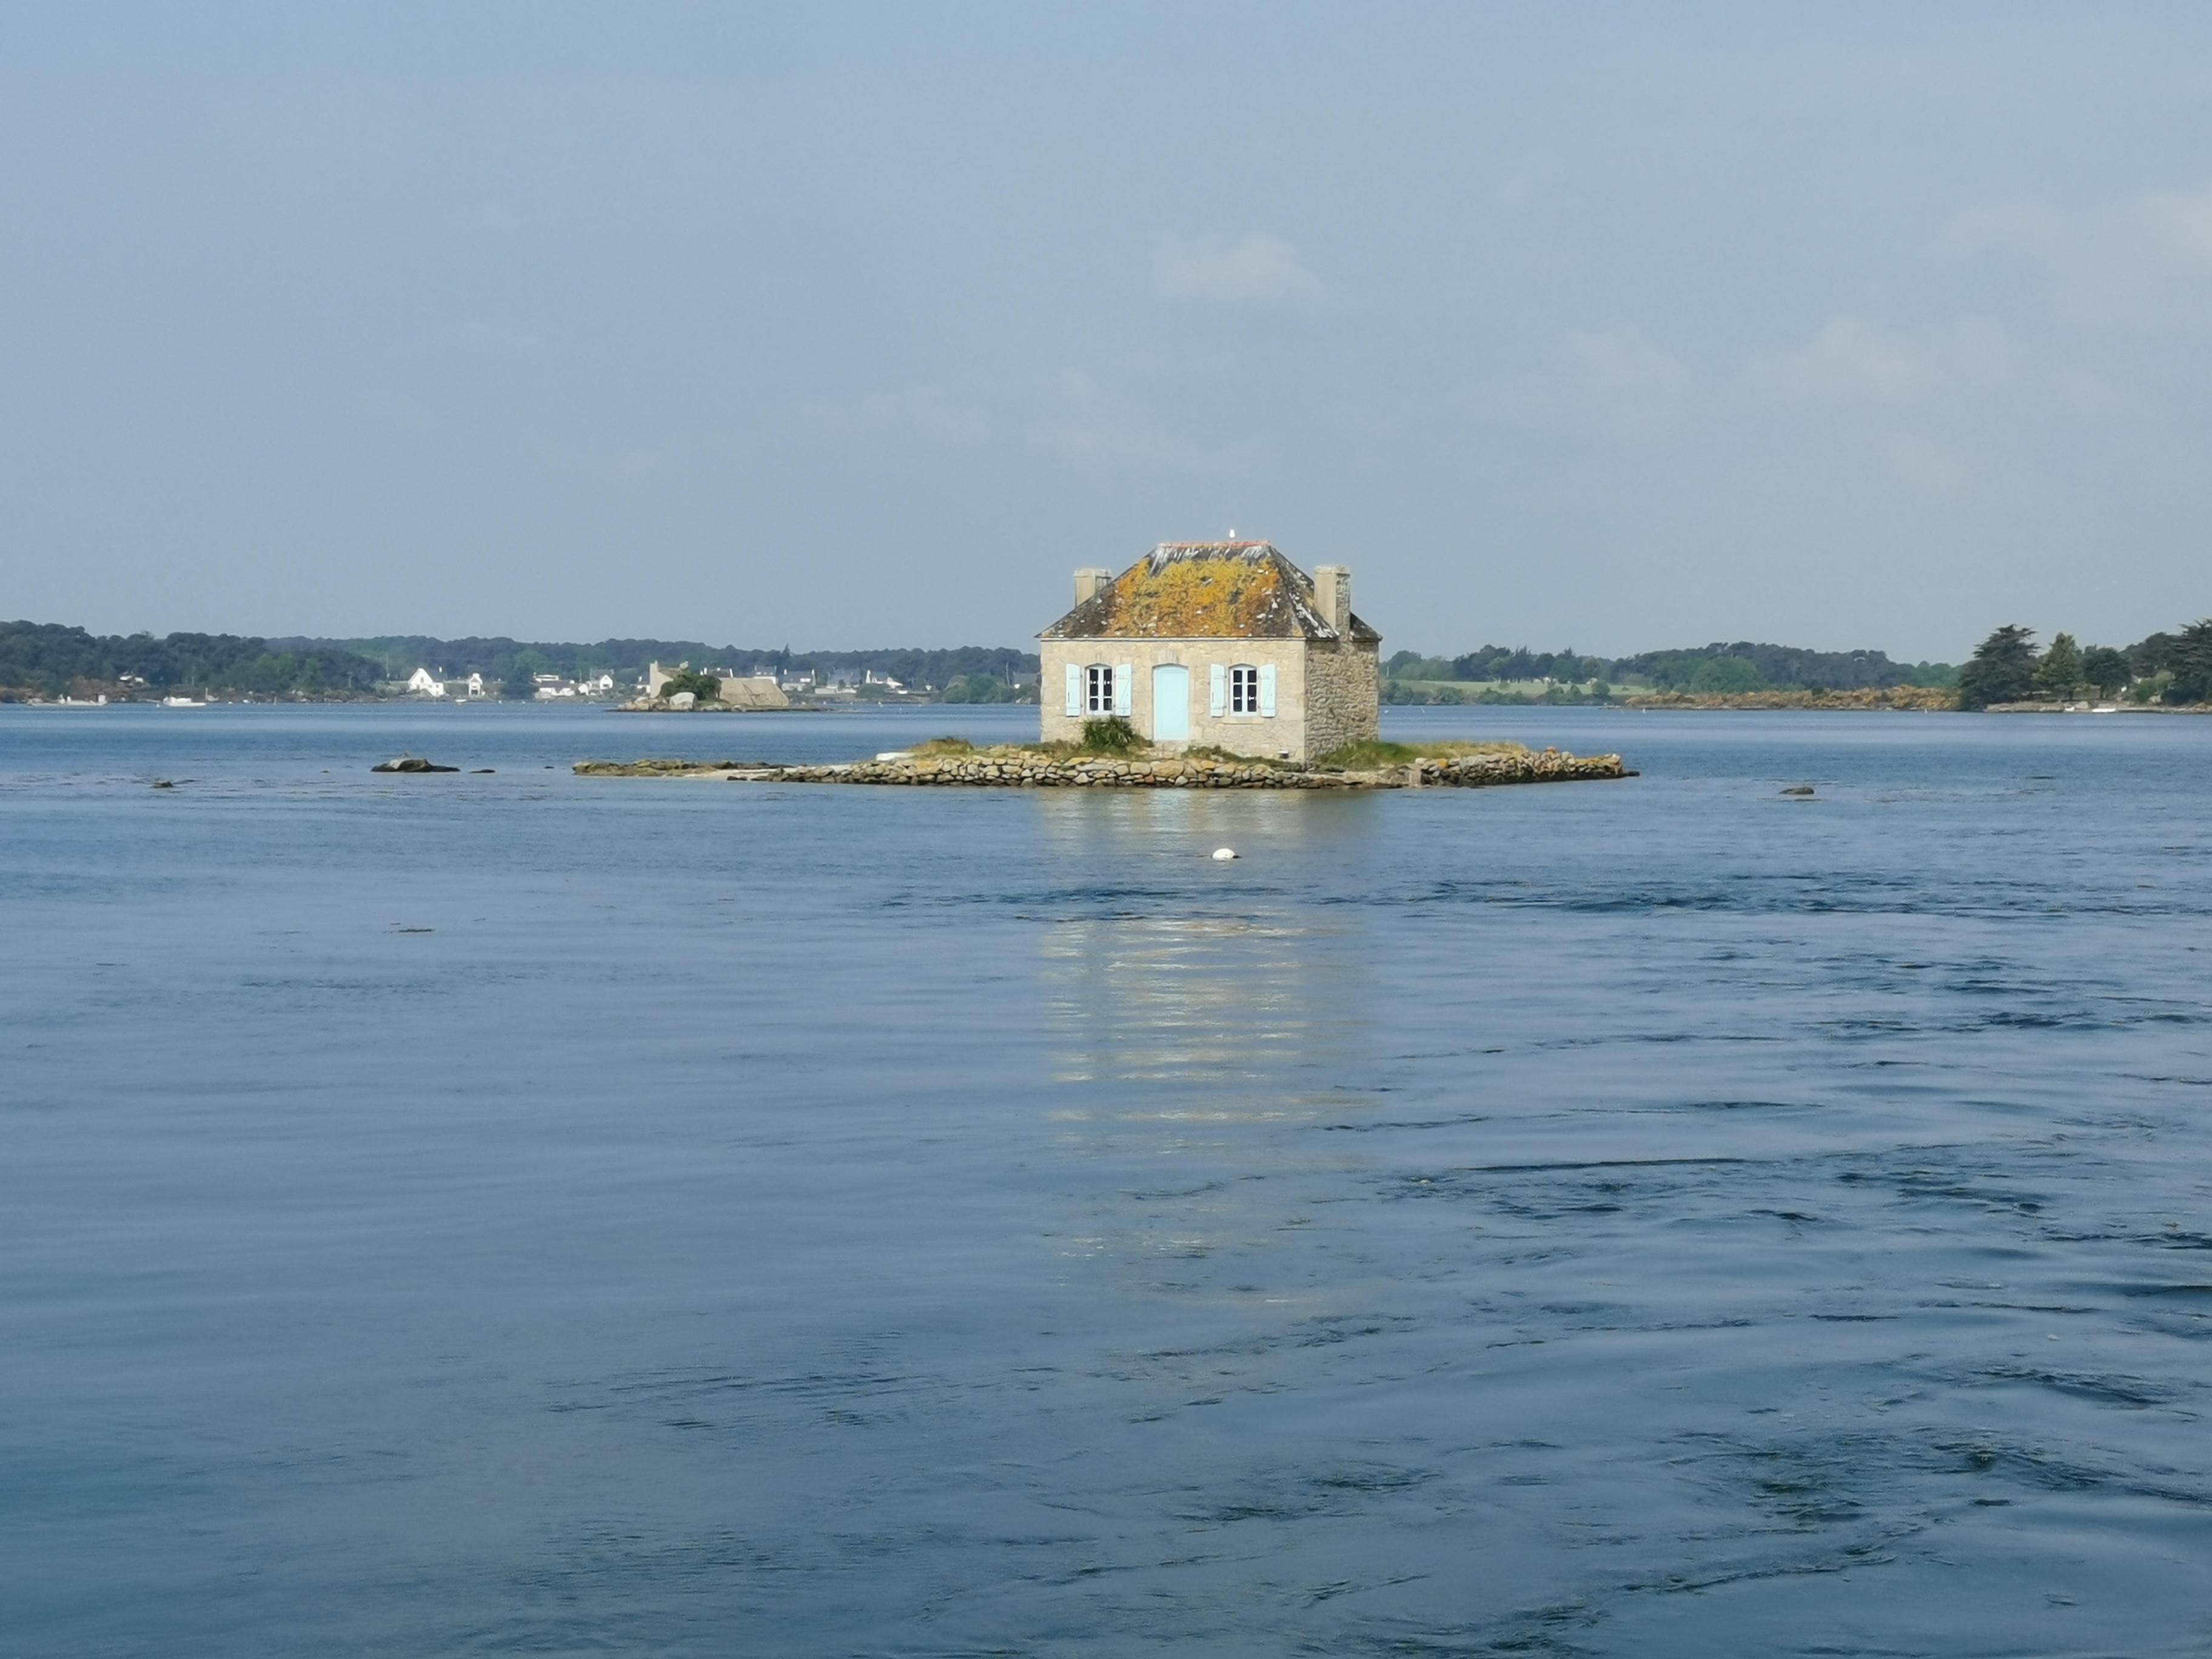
[
  {"left": 1113, "top": 663, "right": 1133, "bottom": 716},
  {"left": 1209, "top": 663, "right": 1227, "bottom": 716},
  {"left": 1064, "top": 663, "right": 1082, "bottom": 716},
  {"left": 1258, "top": 663, "right": 1277, "bottom": 716}
]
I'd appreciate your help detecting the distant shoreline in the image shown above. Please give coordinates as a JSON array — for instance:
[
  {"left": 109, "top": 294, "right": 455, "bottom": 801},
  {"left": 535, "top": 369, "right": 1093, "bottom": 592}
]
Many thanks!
[
  {"left": 12, "top": 695, "right": 2211, "bottom": 716},
  {"left": 1614, "top": 693, "right": 2209, "bottom": 714}
]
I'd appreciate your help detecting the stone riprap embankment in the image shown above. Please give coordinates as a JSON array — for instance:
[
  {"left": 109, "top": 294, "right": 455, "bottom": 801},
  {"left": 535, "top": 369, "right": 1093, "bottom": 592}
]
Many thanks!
[{"left": 573, "top": 749, "right": 1631, "bottom": 789}]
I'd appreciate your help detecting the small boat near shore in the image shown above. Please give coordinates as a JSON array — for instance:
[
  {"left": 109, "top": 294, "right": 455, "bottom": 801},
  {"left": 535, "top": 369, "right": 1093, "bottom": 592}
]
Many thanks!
[{"left": 162, "top": 696, "right": 209, "bottom": 708}]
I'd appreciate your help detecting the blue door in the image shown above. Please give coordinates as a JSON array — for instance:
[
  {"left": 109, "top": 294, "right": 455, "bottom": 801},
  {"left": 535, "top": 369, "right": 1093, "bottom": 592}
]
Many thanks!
[{"left": 1151, "top": 664, "right": 1190, "bottom": 741}]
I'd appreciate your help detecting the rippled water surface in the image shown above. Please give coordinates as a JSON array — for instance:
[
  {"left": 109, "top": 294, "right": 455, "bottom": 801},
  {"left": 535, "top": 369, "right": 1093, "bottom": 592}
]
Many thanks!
[{"left": 5, "top": 703, "right": 2212, "bottom": 1656}]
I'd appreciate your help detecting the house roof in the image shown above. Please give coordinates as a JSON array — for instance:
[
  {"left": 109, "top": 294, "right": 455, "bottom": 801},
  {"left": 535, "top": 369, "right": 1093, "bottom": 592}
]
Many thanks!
[{"left": 1038, "top": 542, "right": 1380, "bottom": 642}]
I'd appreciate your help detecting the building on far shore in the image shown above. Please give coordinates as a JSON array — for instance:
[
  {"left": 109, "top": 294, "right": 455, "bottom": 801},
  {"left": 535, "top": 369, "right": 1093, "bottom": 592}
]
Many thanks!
[
  {"left": 1037, "top": 541, "right": 1381, "bottom": 761},
  {"left": 644, "top": 662, "right": 791, "bottom": 709}
]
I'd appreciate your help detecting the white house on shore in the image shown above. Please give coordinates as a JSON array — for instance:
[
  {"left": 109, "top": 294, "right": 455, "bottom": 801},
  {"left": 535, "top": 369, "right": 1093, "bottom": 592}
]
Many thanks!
[
  {"left": 1037, "top": 541, "right": 1381, "bottom": 761},
  {"left": 405, "top": 667, "right": 446, "bottom": 698}
]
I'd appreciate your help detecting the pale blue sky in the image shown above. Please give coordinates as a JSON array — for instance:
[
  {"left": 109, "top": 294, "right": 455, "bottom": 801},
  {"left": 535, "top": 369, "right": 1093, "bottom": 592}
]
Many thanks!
[{"left": 4, "top": 4, "right": 2210, "bottom": 658}]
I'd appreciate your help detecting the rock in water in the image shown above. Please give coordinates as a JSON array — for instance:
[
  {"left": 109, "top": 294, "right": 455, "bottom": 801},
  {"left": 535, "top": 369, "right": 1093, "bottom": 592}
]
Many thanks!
[
  {"left": 371, "top": 756, "right": 460, "bottom": 773},
  {"left": 1780, "top": 785, "right": 1815, "bottom": 796},
  {"left": 1212, "top": 847, "right": 1238, "bottom": 860}
]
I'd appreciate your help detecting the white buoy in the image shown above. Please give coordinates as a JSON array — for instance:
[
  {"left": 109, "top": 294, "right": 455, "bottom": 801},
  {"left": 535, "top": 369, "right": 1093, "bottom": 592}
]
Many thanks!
[{"left": 1212, "top": 847, "right": 1238, "bottom": 861}]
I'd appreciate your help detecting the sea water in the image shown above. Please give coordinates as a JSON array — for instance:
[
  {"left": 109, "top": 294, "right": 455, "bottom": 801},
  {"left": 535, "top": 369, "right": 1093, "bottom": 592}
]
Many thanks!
[{"left": 3, "top": 703, "right": 2211, "bottom": 1657}]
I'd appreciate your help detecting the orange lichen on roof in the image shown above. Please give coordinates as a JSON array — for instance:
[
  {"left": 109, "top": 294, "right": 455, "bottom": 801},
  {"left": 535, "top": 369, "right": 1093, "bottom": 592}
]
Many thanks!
[
  {"left": 1111, "top": 553, "right": 1282, "bottom": 636},
  {"left": 1041, "top": 541, "right": 1376, "bottom": 641}
]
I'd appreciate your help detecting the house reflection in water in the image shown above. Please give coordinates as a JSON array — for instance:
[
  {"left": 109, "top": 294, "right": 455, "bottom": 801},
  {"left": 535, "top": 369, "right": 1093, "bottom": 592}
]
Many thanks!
[
  {"left": 1044, "top": 911, "right": 1347, "bottom": 1102},
  {"left": 1032, "top": 791, "right": 1379, "bottom": 1295},
  {"left": 1036, "top": 789, "right": 1373, "bottom": 1122}
]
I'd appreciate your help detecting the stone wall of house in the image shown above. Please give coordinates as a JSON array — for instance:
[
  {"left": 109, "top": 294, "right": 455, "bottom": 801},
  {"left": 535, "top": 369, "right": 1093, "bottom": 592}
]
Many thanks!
[
  {"left": 1303, "top": 638, "right": 1380, "bottom": 757},
  {"left": 1041, "top": 638, "right": 1334, "bottom": 757}
]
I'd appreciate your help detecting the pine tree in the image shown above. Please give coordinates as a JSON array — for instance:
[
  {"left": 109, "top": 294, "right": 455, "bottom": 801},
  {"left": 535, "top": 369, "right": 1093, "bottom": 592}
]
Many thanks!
[
  {"left": 2080, "top": 645, "right": 2130, "bottom": 698},
  {"left": 1957, "top": 625, "right": 2039, "bottom": 711},
  {"left": 2167, "top": 619, "right": 2212, "bottom": 705},
  {"left": 2033, "top": 632, "right": 2082, "bottom": 701}
]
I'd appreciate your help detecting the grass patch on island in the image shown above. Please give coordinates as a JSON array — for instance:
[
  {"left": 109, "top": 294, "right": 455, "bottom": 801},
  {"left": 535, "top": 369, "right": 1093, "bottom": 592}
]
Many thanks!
[
  {"left": 1077, "top": 716, "right": 1144, "bottom": 754},
  {"left": 1183, "top": 743, "right": 1282, "bottom": 765}
]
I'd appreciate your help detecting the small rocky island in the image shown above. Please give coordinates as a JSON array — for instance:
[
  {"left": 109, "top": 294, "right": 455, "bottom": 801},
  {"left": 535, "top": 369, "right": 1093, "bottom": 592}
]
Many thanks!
[
  {"left": 580, "top": 546, "right": 1639, "bottom": 789},
  {"left": 574, "top": 736, "right": 1631, "bottom": 790}
]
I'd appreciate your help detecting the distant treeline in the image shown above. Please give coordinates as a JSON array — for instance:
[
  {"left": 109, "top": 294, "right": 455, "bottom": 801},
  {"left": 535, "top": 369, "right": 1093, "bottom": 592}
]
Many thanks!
[
  {"left": 16, "top": 614, "right": 2207, "bottom": 708},
  {"left": 283, "top": 636, "right": 1041, "bottom": 692},
  {"left": 1612, "top": 642, "right": 1959, "bottom": 692},
  {"left": 0, "top": 621, "right": 1042, "bottom": 700},
  {"left": 1384, "top": 641, "right": 1959, "bottom": 700},
  {"left": 1957, "top": 620, "right": 2212, "bottom": 709},
  {"left": 0, "top": 620, "right": 383, "bottom": 699}
]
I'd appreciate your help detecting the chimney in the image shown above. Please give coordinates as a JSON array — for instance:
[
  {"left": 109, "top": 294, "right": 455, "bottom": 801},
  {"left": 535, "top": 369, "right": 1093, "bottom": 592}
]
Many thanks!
[
  {"left": 1313, "top": 565, "right": 1350, "bottom": 633},
  {"left": 1074, "top": 568, "right": 1111, "bottom": 605}
]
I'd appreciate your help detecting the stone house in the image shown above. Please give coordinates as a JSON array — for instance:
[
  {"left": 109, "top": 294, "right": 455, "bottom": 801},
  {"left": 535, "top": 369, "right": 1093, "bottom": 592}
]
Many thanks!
[{"left": 1037, "top": 541, "right": 1381, "bottom": 761}]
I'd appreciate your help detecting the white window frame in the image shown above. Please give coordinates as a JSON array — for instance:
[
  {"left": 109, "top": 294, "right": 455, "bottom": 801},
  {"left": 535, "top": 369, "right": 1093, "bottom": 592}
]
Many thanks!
[
  {"left": 1229, "top": 664, "right": 1261, "bottom": 715},
  {"left": 1084, "top": 663, "right": 1116, "bottom": 716}
]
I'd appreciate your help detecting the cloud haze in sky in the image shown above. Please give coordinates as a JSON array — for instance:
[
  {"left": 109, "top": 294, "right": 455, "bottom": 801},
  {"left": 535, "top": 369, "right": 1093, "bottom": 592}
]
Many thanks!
[{"left": 3, "top": 2, "right": 2211, "bottom": 658}]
